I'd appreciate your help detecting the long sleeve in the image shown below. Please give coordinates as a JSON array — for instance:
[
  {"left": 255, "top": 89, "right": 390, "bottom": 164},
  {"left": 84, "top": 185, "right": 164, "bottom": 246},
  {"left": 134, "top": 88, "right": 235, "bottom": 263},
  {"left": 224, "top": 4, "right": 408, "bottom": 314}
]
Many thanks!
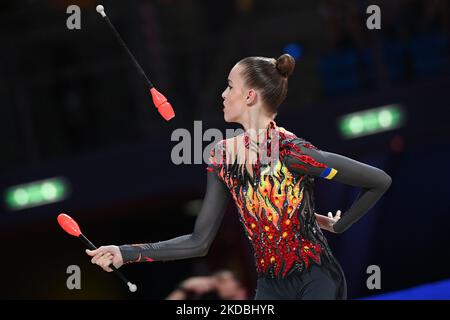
[
  {"left": 119, "top": 171, "right": 230, "bottom": 264},
  {"left": 283, "top": 140, "right": 392, "bottom": 233}
]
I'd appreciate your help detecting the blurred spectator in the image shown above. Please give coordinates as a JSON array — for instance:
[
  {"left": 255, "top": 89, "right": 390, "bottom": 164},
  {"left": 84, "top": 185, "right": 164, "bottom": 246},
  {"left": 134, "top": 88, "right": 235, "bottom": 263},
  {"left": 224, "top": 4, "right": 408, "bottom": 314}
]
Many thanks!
[{"left": 166, "top": 270, "right": 249, "bottom": 300}]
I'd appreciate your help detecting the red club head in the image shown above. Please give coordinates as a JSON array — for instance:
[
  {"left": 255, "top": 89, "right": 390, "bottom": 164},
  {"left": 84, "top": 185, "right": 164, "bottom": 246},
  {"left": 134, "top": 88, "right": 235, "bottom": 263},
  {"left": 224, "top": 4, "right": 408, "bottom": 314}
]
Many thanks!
[
  {"left": 158, "top": 101, "right": 175, "bottom": 121},
  {"left": 57, "top": 213, "right": 81, "bottom": 237},
  {"left": 150, "top": 88, "right": 175, "bottom": 121}
]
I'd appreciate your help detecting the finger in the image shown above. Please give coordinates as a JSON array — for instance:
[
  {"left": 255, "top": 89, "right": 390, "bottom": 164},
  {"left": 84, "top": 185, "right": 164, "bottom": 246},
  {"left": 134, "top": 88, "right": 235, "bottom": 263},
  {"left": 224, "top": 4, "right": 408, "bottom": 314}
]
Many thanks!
[
  {"left": 328, "top": 212, "right": 333, "bottom": 218},
  {"left": 336, "top": 210, "right": 341, "bottom": 216},
  {"left": 103, "top": 266, "right": 113, "bottom": 272},
  {"left": 88, "top": 246, "right": 107, "bottom": 257},
  {"left": 91, "top": 253, "right": 100, "bottom": 264},
  {"left": 86, "top": 248, "right": 101, "bottom": 256},
  {"left": 92, "top": 255, "right": 101, "bottom": 264},
  {"left": 102, "top": 260, "right": 114, "bottom": 272},
  {"left": 104, "top": 258, "right": 114, "bottom": 272},
  {"left": 100, "top": 253, "right": 112, "bottom": 264},
  {"left": 101, "top": 253, "right": 112, "bottom": 261},
  {"left": 98, "top": 255, "right": 113, "bottom": 271},
  {"left": 91, "top": 251, "right": 107, "bottom": 264}
]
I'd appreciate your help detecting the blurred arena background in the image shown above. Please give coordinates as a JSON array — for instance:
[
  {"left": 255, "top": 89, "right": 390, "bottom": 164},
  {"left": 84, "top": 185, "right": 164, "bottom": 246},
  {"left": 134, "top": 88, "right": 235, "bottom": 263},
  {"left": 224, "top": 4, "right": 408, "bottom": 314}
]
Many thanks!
[{"left": 0, "top": 0, "right": 449, "bottom": 299}]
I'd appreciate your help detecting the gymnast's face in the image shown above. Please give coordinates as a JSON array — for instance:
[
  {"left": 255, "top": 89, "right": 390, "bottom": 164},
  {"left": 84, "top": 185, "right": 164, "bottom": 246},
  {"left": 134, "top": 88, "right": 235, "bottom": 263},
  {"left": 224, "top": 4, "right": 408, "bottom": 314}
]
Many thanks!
[{"left": 221, "top": 63, "right": 251, "bottom": 124}]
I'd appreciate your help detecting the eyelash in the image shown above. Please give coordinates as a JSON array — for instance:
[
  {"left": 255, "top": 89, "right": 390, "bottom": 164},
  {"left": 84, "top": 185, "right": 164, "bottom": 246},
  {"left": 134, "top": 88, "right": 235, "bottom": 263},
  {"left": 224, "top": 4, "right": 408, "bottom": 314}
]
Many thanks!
[{"left": 228, "top": 85, "right": 233, "bottom": 89}]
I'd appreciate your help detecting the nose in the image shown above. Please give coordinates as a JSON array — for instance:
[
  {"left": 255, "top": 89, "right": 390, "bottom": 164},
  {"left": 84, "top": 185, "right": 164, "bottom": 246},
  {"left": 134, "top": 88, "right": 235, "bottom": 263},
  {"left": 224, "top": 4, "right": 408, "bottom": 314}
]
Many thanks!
[{"left": 221, "top": 88, "right": 227, "bottom": 100}]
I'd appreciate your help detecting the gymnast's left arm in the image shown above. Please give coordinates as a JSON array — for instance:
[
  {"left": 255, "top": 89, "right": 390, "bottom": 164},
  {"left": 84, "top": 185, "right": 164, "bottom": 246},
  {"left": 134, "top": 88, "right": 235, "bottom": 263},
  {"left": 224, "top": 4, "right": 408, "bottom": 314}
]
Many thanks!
[{"left": 283, "top": 141, "right": 392, "bottom": 233}]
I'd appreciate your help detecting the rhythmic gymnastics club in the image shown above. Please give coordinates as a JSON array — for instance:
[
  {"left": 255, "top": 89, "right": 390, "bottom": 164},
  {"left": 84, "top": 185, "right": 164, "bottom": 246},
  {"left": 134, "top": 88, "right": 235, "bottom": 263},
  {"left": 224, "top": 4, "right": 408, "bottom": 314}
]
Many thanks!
[
  {"left": 96, "top": 5, "right": 175, "bottom": 121},
  {"left": 57, "top": 213, "right": 137, "bottom": 292}
]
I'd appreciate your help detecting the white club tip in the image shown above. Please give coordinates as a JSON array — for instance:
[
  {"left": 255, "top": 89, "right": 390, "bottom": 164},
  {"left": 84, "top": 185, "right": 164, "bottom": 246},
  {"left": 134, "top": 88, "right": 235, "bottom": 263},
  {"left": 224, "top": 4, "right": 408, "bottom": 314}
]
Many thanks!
[
  {"left": 96, "top": 5, "right": 106, "bottom": 17},
  {"left": 127, "top": 282, "right": 137, "bottom": 293}
]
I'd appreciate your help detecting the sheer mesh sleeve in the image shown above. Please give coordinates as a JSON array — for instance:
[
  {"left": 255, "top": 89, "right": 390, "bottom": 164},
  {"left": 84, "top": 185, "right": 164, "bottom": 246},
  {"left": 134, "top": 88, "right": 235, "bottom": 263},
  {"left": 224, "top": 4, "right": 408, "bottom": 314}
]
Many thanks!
[{"left": 119, "top": 160, "right": 230, "bottom": 264}]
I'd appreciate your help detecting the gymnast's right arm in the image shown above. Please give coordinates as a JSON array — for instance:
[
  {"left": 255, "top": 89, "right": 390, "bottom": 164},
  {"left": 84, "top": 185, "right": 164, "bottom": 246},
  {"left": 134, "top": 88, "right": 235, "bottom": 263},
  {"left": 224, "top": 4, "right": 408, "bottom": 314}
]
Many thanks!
[
  {"left": 85, "top": 171, "right": 229, "bottom": 270},
  {"left": 119, "top": 172, "right": 230, "bottom": 264}
]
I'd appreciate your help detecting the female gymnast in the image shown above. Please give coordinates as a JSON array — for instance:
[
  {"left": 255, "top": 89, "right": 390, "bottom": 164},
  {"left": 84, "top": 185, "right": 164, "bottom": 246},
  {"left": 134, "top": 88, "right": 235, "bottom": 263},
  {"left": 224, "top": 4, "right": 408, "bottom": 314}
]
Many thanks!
[{"left": 86, "top": 54, "right": 392, "bottom": 299}]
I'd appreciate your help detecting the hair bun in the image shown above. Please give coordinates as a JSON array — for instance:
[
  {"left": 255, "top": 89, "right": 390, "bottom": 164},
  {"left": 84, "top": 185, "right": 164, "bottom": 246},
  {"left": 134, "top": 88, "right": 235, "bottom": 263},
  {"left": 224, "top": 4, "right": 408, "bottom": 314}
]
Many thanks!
[{"left": 275, "top": 54, "right": 295, "bottom": 78}]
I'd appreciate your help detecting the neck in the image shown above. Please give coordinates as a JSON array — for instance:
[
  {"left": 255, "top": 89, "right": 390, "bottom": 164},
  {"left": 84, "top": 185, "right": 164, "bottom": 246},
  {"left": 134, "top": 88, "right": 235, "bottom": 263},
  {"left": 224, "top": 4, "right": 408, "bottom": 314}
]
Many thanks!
[
  {"left": 242, "top": 112, "right": 274, "bottom": 132},
  {"left": 242, "top": 115, "right": 274, "bottom": 147}
]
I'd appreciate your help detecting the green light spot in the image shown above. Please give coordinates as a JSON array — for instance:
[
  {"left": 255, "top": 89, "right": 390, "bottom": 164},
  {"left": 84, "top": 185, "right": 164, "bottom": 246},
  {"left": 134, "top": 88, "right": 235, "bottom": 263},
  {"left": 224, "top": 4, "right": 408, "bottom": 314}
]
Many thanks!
[
  {"left": 14, "top": 189, "right": 29, "bottom": 206},
  {"left": 349, "top": 116, "right": 364, "bottom": 134},
  {"left": 4, "top": 177, "right": 70, "bottom": 211},
  {"left": 378, "top": 109, "right": 393, "bottom": 128},
  {"left": 41, "top": 182, "right": 58, "bottom": 200},
  {"left": 338, "top": 104, "right": 405, "bottom": 139}
]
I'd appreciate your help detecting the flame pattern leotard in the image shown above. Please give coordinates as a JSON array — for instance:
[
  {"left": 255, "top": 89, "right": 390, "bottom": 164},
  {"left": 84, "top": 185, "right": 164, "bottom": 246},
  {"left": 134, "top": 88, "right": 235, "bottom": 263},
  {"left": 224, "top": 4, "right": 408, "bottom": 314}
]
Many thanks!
[{"left": 119, "top": 121, "right": 391, "bottom": 299}]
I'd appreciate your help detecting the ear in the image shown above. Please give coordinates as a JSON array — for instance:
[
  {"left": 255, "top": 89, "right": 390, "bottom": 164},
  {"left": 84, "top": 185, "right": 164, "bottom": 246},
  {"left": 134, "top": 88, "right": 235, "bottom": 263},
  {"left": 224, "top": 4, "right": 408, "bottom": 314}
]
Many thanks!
[{"left": 245, "top": 89, "right": 257, "bottom": 105}]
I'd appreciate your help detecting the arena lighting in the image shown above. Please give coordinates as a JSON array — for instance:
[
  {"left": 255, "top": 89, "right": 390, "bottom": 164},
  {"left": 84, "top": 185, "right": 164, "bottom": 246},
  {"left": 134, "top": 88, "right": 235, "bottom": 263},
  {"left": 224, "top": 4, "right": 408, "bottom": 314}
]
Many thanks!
[
  {"left": 283, "top": 43, "right": 303, "bottom": 60},
  {"left": 5, "top": 177, "right": 70, "bottom": 211},
  {"left": 338, "top": 104, "right": 405, "bottom": 139}
]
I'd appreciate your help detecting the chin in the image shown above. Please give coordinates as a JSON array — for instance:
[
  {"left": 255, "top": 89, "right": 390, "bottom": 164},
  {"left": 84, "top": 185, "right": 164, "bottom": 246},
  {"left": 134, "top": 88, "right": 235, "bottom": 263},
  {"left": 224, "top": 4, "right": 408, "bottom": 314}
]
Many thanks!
[
  {"left": 223, "top": 112, "right": 242, "bottom": 124},
  {"left": 223, "top": 114, "right": 234, "bottom": 123}
]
